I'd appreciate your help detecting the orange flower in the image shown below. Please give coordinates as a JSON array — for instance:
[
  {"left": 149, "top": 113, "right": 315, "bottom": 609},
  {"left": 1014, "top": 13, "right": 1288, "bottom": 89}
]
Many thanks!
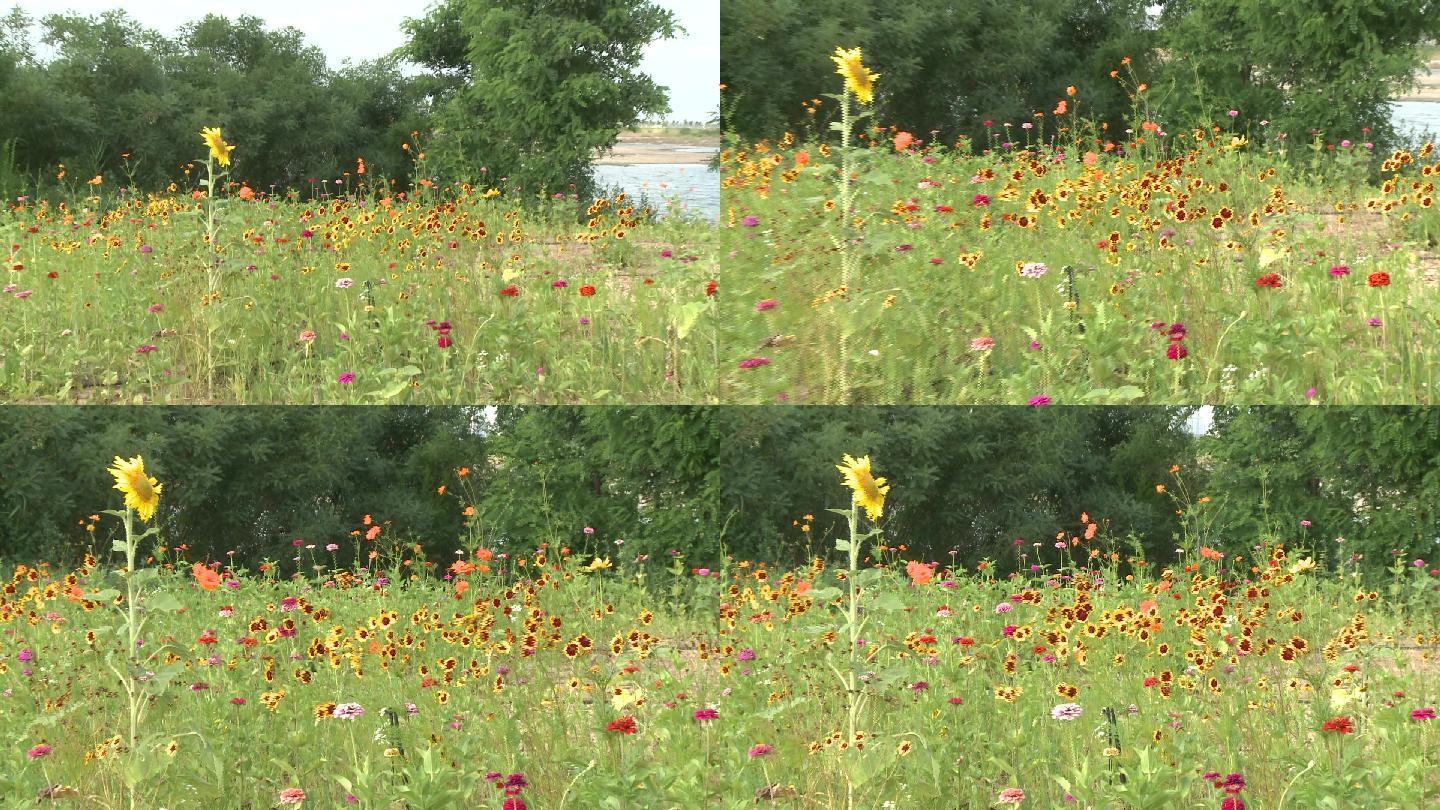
[
  {"left": 365, "top": 525, "right": 381, "bottom": 541},
  {"left": 1139, "top": 599, "right": 1158, "bottom": 613},
  {"left": 476, "top": 548, "right": 494, "bottom": 561},
  {"left": 356, "top": 157, "right": 366, "bottom": 175},
  {"left": 1084, "top": 522, "right": 1098, "bottom": 540},
  {"left": 795, "top": 580, "right": 812, "bottom": 595},
  {"left": 437, "top": 485, "right": 446, "bottom": 495},
  {"left": 457, "top": 467, "right": 470, "bottom": 477},
  {"left": 893, "top": 131, "right": 915, "bottom": 151},
  {"left": 192, "top": 562, "right": 220, "bottom": 591},
  {"left": 1066, "top": 85, "right": 1077, "bottom": 97},
  {"left": 451, "top": 561, "right": 476, "bottom": 575},
  {"left": 463, "top": 505, "right": 475, "bottom": 517},
  {"left": 237, "top": 185, "right": 254, "bottom": 200},
  {"left": 905, "top": 560, "right": 935, "bottom": 586},
  {"left": 1083, "top": 151, "right": 1098, "bottom": 167},
  {"left": 454, "top": 580, "right": 469, "bottom": 599},
  {"left": 1199, "top": 546, "right": 1223, "bottom": 561},
  {"left": 795, "top": 150, "right": 810, "bottom": 167},
  {"left": 1053, "top": 100, "right": 1068, "bottom": 116}
]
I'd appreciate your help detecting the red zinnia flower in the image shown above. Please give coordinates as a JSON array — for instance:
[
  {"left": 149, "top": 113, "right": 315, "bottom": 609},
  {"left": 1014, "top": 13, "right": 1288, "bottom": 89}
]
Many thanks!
[
  {"left": 437, "top": 334, "right": 453, "bottom": 349},
  {"left": 705, "top": 281, "right": 718, "bottom": 297},
  {"left": 579, "top": 284, "right": 596, "bottom": 297},
  {"left": 1255, "top": 272, "right": 1282, "bottom": 288},
  {"left": 1321, "top": 716, "right": 1354, "bottom": 733},
  {"left": 500, "top": 285, "right": 520, "bottom": 297},
  {"left": 1367, "top": 272, "right": 1390, "bottom": 288},
  {"left": 607, "top": 716, "right": 637, "bottom": 734},
  {"left": 1167, "top": 343, "right": 1188, "bottom": 360}
]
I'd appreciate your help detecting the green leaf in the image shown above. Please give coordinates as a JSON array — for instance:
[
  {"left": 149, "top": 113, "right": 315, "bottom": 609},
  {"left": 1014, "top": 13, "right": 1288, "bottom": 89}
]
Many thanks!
[{"left": 672, "top": 301, "right": 709, "bottom": 340}]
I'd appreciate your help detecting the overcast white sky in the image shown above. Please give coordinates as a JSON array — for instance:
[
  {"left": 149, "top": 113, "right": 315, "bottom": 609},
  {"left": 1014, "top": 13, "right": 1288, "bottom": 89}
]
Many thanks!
[{"left": 12, "top": 0, "right": 718, "bottom": 122}]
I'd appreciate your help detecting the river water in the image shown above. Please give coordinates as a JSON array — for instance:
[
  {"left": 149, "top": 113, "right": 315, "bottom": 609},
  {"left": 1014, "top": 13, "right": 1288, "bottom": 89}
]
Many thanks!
[
  {"left": 1392, "top": 100, "right": 1440, "bottom": 140},
  {"left": 593, "top": 161, "right": 719, "bottom": 223}
]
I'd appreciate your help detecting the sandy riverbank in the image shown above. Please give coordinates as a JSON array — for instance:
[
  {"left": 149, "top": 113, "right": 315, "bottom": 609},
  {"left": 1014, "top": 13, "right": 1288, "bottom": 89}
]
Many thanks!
[
  {"left": 1396, "top": 54, "right": 1440, "bottom": 102},
  {"left": 595, "top": 130, "right": 719, "bottom": 165}
]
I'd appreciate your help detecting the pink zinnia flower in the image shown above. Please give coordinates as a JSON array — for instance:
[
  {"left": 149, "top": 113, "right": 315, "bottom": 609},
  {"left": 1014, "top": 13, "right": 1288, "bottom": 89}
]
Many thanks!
[
  {"left": 278, "top": 788, "right": 306, "bottom": 804},
  {"left": 27, "top": 744, "right": 52, "bottom": 760},
  {"left": 693, "top": 708, "right": 719, "bottom": 722},
  {"left": 755, "top": 299, "right": 778, "bottom": 311},
  {"left": 748, "top": 743, "right": 774, "bottom": 758},
  {"left": 1412, "top": 708, "right": 1437, "bottom": 720},
  {"left": 998, "top": 787, "right": 1025, "bottom": 804}
]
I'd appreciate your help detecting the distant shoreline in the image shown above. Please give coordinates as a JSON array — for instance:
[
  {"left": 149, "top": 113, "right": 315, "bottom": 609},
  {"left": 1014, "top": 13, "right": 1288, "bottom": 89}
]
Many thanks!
[{"left": 595, "top": 130, "right": 719, "bottom": 165}]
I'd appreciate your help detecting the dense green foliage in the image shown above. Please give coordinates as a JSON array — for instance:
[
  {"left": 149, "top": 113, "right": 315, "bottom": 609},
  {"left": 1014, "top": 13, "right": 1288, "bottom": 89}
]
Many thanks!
[
  {"left": 402, "top": 0, "right": 677, "bottom": 198},
  {"left": 1201, "top": 406, "right": 1440, "bottom": 564},
  {"left": 1157, "top": 0, "right": 1440, "bottom": 146},
  {"left": 720, "top": 406, "right": 1197, "bottom": 564},
  {"left": 721, "top": 0, "right": 1440, "bottom": 148},
  {"left": 0, "top": 1, "right": 682, "bottom": 197},
  {"left": 3, "top": 407, "right": 1436, "bottom": 572},
  {"left": 0, "top": 9, "right": 426, "bottom": 191},
  {"left": 0, "top": 406, "right": 718, "bottom": 567},
  {"left": 722, "top": 0, "right": 1154, "bottom": 144}
]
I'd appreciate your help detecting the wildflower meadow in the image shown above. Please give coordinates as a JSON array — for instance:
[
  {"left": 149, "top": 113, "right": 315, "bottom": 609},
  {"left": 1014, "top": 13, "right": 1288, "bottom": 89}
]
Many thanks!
[
  {"left": 0, "top": 129, "right": 717, "bottom": 404},
  {"left": 7, "top": 451, "right": 1438, "bottom": 808},
  {"left": 720, "top": 48, "right": 1440, "bottom": 404}
]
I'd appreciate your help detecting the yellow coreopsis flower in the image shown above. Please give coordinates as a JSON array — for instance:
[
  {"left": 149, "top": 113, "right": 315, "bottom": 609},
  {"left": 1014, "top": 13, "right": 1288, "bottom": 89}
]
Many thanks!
[
  {"left": 200, "top": 127, "right": 235, "bottom": 166},
  {"left": 108, "top": 455, "right": 162, "bottom": 522},
  {"left": 584, "top": 557, "right": 612, "bottom": 572},
  {"left": 1289, "top": 557, "right": 1316, "bottom": 575},
  {"left": 836, "top": 454, "right": 889, "bottom": 521},
  {"left": 831, "top": 47, "right": 880, "bottom": 105}
]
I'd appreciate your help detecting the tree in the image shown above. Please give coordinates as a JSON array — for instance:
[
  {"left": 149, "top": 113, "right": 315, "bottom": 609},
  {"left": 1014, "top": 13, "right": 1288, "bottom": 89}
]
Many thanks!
[
  {"left": 1156, "top": 0, "right": 1440, "bottom": 145},
  {"left": 1201, "top": 407, "right": 1440, "bottom": 566},
  {"left": 720, "top": 0, "right": 1155, "bottom": 146},
  {"left": 719, "top": 406, "right": 1197, "bottom": 567},
  {"left": 401, "top": 0, "right": 676, "bottom": 197}
]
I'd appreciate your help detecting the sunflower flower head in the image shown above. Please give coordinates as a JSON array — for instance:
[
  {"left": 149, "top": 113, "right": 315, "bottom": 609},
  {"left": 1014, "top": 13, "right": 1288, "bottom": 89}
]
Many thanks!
[
  {"left": 200, "top": 127, "right": 235, "bottom": 167},
  {"left": 837, "top": 454, "right": 888, "bottom": 521},
  {"left": 831, "top": 47, "right": 880, "bottom": 105},
  {"left": 108, "top": 455, "right": 162, "bottom": 522}
]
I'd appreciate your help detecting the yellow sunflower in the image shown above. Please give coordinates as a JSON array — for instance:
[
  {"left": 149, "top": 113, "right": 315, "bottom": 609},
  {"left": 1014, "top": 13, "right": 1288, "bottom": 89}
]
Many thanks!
[
  {"left": 108, "top": 455, "right": 162, "bottom": 522},
  {"left": 200, "top": 127, "right": 235, "bottom": 166},
  {"left": 836, "top": 454, "right": 888, "bottom": 521},
  {"left": 831, "top": 47, "right": 880, "bottom": 105}
]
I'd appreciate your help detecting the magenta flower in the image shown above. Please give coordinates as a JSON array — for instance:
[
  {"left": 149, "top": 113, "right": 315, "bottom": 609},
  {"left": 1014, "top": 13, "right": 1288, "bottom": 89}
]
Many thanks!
[
  {"left": 136, "top": 344, "right": 158, "bottom": 354},
  {"left": 694, "top": 708, "right": 719, "bottom": 722},
  {"left": 1027, "top": 395, "right": 1051, "bottom": 407},
  {"left": 738, "top": 357, "right": 771, "bottom": 369},
  {"left": 755, "top": 299, "right": 778, "bottom": 312},
  {"left": 337, "top": 372, "right": 355, "bottom": 385},
  {"left": 1412, "top": 708, "right": 1437, "bottom": 720},
  {"left": 27, "top": 744, "right": 52, "bottom": 760},
  {"left": 741, "top": 215, "right": 760, "bottom": 227},
  {"left": 748, "top": 743, "right": 774, "bottom": 758}
]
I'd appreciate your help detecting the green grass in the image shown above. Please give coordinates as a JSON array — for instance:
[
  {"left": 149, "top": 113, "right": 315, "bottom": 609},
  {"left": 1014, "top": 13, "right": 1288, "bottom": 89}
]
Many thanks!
[
  {"left": 8, "top": 514, "right": 1438, "bottom": 807},
  {"left": 1, "top": 184, "right": 718, "bottom": 404},
  {"left": 719, "top": 127, "right": 1440, "bottom": 404}
]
